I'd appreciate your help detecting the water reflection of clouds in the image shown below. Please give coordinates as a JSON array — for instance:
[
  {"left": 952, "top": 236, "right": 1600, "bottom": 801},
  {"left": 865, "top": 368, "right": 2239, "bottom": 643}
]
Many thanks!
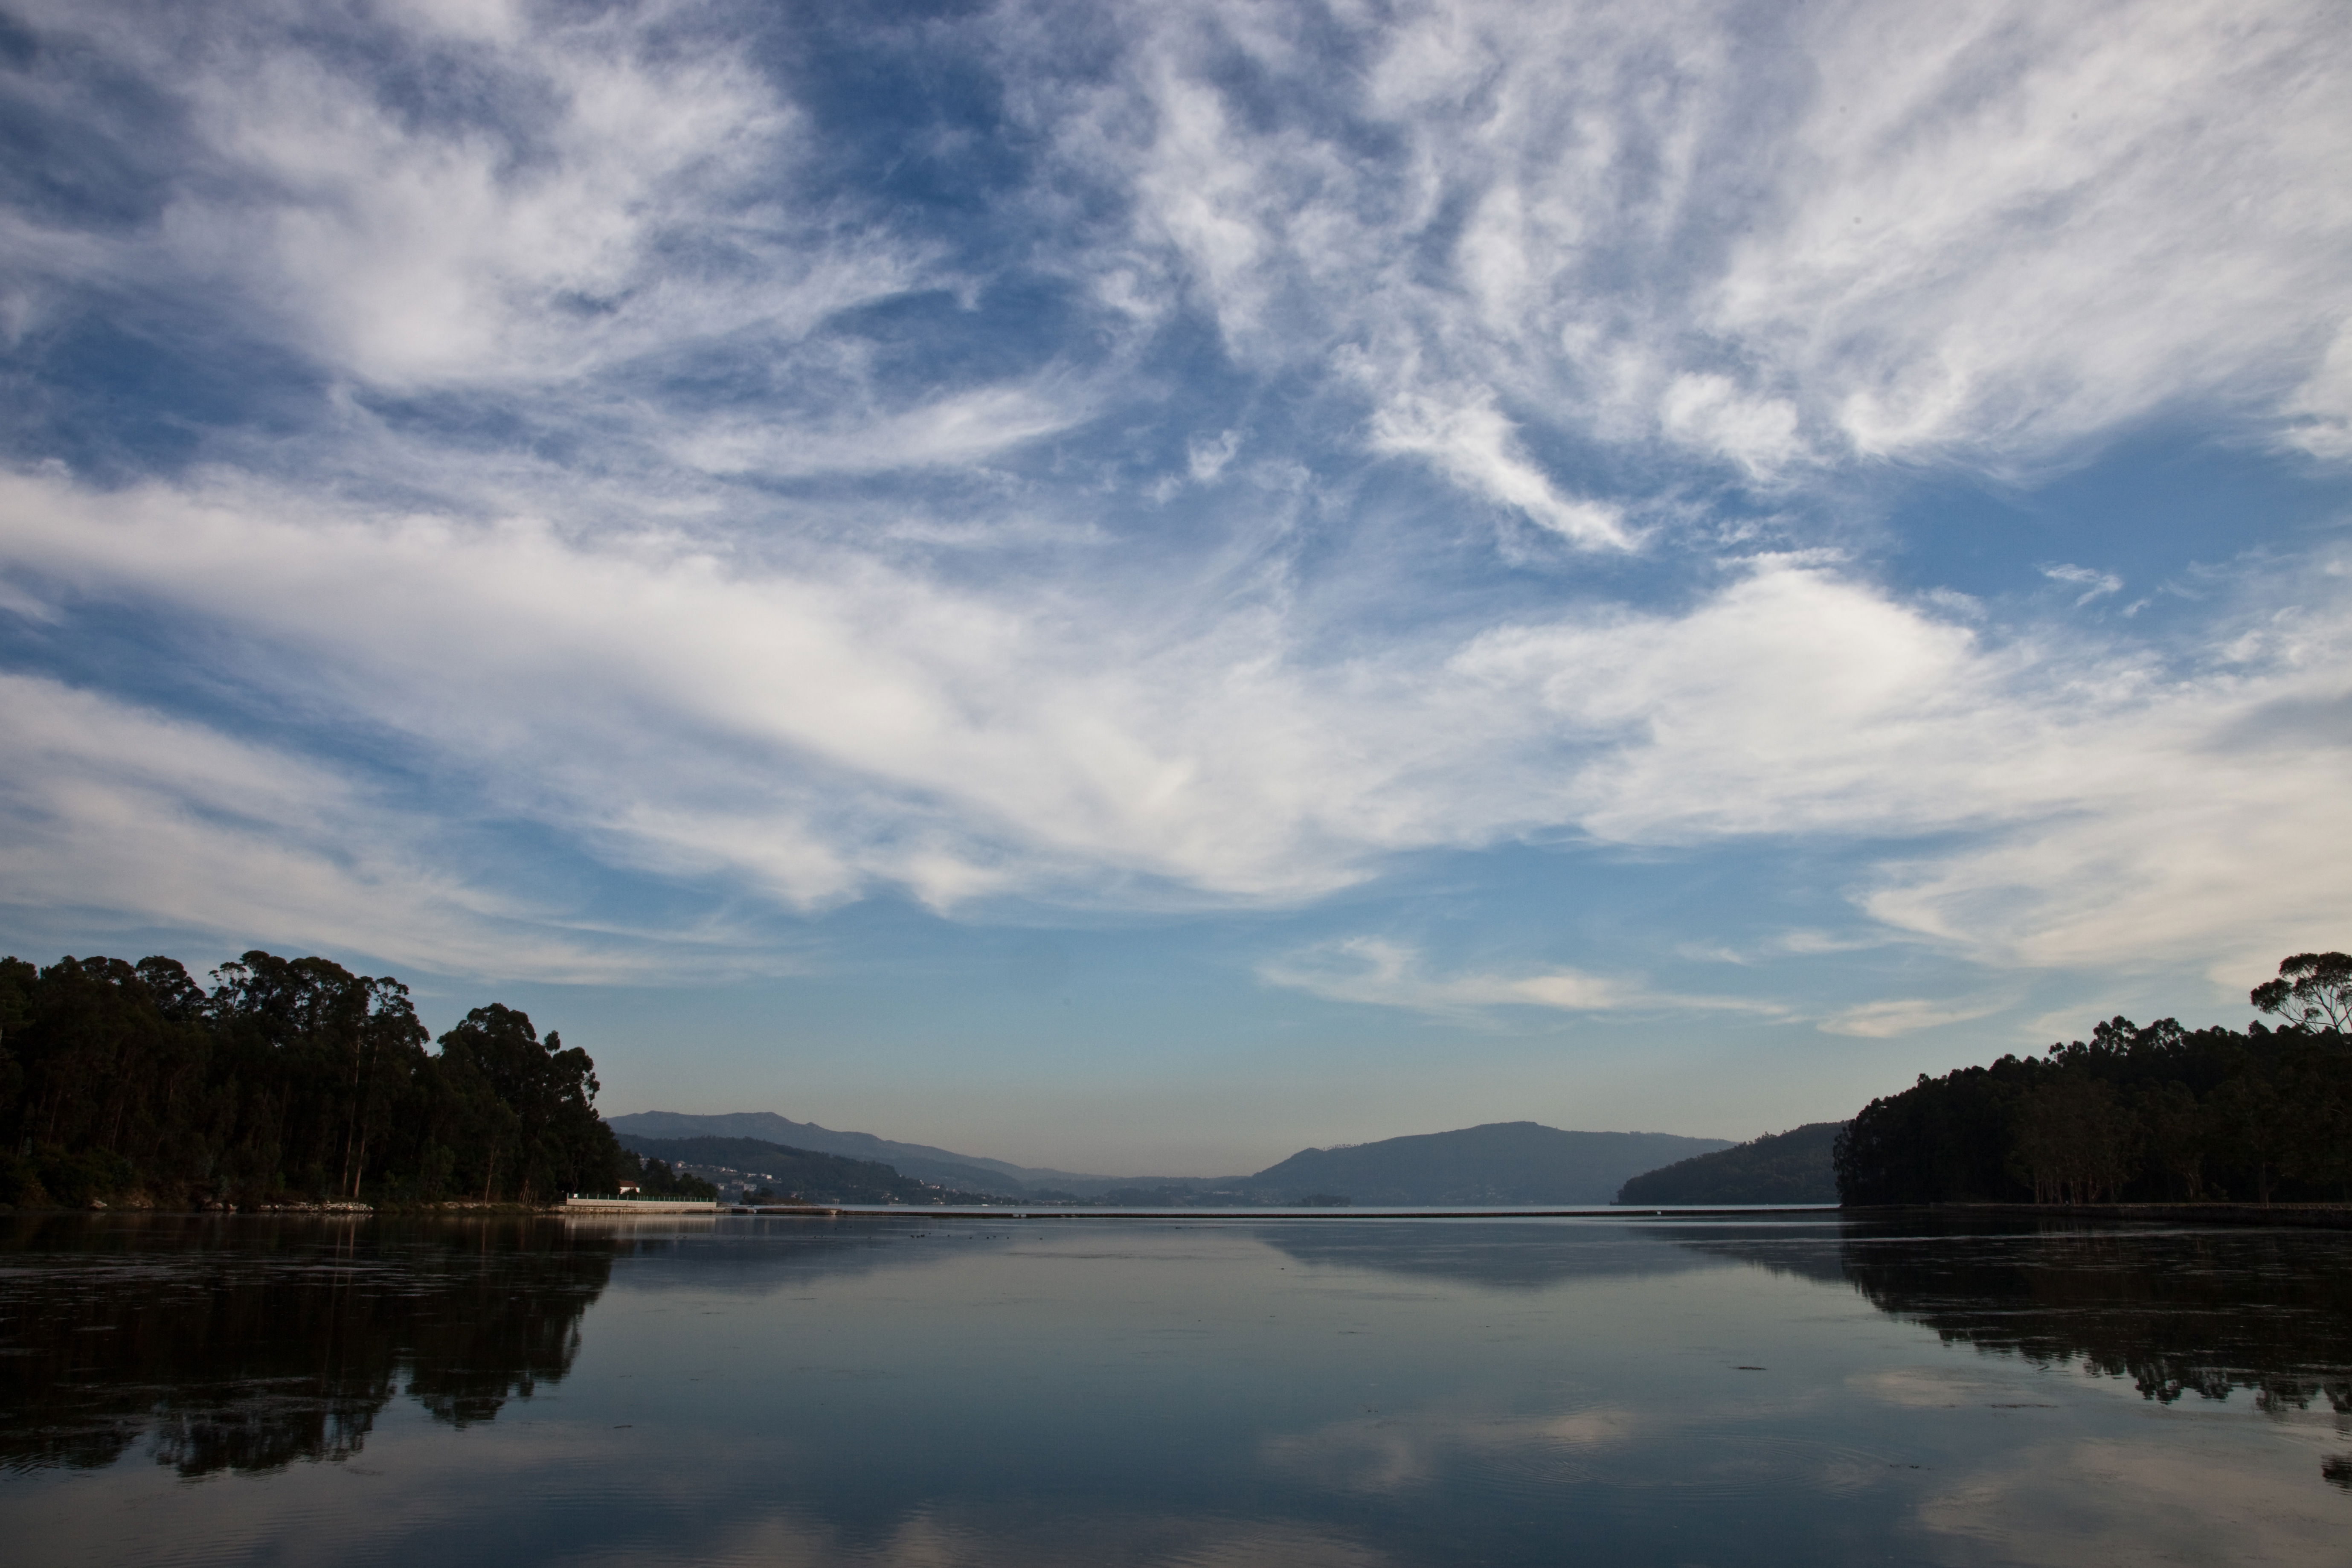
[
  {"left": 1849, "top": 1366, "right": 2048, "bottom": 1408},
  {"left": 577, "top": 1505, "right": 1391, "bottom": 1568},
  {"left": 1914, "top": 1439, "right": 2350, "bottom": 1567},
  {"left": 13, "top": 1214, "right": 2351, "bottom": 1564},
  {"left": 1829, "top": 1224, "right": 2352, "bottom": 1561},
  {"left": 1261, "top": 1406, "right": 1642, "bottom": 1494}
]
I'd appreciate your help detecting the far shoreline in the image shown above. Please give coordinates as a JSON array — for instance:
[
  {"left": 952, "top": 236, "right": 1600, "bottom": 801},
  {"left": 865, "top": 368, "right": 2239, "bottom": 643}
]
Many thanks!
[{"left": 15, "top": 1200, "right": 2352, "bottom": 1229}]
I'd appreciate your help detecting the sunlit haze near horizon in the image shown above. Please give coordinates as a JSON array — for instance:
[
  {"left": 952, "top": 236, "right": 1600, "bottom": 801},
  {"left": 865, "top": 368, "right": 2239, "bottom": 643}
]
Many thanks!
[{"left": 1, "top": 0, "right": 2348, "bottom": 1175}]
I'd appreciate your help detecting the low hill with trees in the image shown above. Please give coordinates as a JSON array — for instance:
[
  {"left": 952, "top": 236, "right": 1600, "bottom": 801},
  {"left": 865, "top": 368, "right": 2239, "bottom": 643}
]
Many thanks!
[
  {"left": 0, "top": 950, "right": 640, "bottom": 1208},
  {"left": 1835, "top": 952, "right": 2352, "bottom": 1206},
  {"left": 604, "top": 1110, "right": 1230, "bottom": 1197},
  {"left": 611, "top": 1133, "right": 1011, "bottom": 1205},
  {"left": 1614, "top": 1122, "right": 1844, "bottom": 1205},
  {"left": 608, "top": 1111, "right": 1033, "bottom": 1194}
]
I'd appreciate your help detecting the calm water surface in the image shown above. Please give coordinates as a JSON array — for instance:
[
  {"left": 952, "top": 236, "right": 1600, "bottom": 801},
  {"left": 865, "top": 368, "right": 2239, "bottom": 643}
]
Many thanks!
[{"left": 3, "top": 1211, "right": 2348, "bottom": 1566}]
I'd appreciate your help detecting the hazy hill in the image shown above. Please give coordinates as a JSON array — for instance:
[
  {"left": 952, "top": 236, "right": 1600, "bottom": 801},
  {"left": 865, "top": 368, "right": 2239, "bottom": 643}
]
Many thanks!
[
  {"left": 1243, "top": 1123, "right": 1732, "bottom": 1205},
  {"left": 604, "top": 1111, "right": 1223, "bottom": 1197},
  {"left": 612, "top": 1133, "right": 1011, "bottom": 1205},
  {"left": 1612, "top": 1122, "right": 1845, "bottom": 1206}
]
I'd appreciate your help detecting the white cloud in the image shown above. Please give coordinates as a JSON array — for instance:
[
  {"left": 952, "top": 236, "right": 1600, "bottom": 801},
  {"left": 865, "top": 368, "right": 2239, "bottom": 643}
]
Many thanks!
[
  {"left": 1365, "top": 390, "right": 1632, "bottom": 548},
  {"left": 0, "top": 671, "right": 730, "bottom": 981},
  {"left": 2040, "top": 564, "right": 2123, "bottom": 606},
  {"left": 1188, "top": 429, "right": 1243, "bottom": 484},
  {"left": 0, "top": 574, "right": 61, "bottom": 623},
  {"left": 671, "top": 386, "right": 1083, "bottom": 480},
  {"left": 1453, "top": 553, "right": 2352, "bottom": 971},
  {"left": 1657, "top": 375, "right": 1806, "bottom": 479},
  {"left": 0, "top": 1, "right": 2346, "bottom": 1001},
  {"left": 3, "top": 463, "right": 2347, "bottom": 980},
  {"left": 1043, "top": 0, "right": 2352, "bottom": 511},
  {"left": 0, "top": 467, "right": 1440, "bottom": 910},
  {"left": 1257, "top": 937, "right": 1783, "bottom": 1019},
  {"left": 1818, "top": 997, "right": 2006, "bottom": 1038},
  {"left": 1752, "top": 0, "right": 2352, "bottom": 465},
  {"left": 4, "top": 0, "right": 919, "bottom": 392},
  {"left": 2280, "top": 323, "right": 2352, "bottom": 459}
]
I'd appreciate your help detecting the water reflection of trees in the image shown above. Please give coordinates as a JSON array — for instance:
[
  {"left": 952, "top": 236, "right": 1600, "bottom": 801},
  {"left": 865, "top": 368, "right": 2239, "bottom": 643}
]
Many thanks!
[
  {"left": 1828, "top": 1218, "right": 2352, "bottom": 1411},
  {"left": 0, "top": 1215, "right": 614, "bottom": 1476},
  {"left": 1659, "top": 1215, "right": 2352, "bottom": 1411},
  {"left": 1205, "top": 1215, "right": 2352, "bottom": 1421}
]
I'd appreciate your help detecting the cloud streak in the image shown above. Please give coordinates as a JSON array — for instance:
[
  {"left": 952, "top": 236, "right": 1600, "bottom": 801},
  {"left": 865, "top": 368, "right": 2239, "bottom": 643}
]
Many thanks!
[
  {"left": 1257, "top": 938, "right": 1786, "bottom": 1021},
  {"left": 0, "top": 671, "right": 740, "bottom": 981},
  {"left": 3, "top": 461, "right": 2346, "bottom": 981}
]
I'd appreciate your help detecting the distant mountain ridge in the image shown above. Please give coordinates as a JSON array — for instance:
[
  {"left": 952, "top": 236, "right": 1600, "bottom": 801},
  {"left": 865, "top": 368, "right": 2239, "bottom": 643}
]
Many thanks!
[
  {"left": 1244, "top": 1122, "right": 1732, "bottom": 1205},
  {"left": 606, "top": 1111, "right": 1738, "bottom": 1206},
  {"left": 603, "top": 1111, "right": 1224, "bottom": 1197},
  {"left": 1612, "top": 1122, "right": 1844, "bottom": 1206}
]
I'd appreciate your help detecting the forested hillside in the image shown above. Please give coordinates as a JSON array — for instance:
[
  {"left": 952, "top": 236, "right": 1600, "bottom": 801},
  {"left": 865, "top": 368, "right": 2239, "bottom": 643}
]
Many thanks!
[
  {"left": 0, "top": 951, "right": 639, "bottom": 1208},
  {"left": 608, "top": 1111, "right": 1032, "bottom": 1193},
  {"left": 1835, "top": 954, "right": 2352, "bottom": 1206},
  {"left": 1615, "top": 1122, "right": 1843, "bottom": 1205},
  {"left": 612, "top": 1134, "right": 1010, "bottom": 1205}
]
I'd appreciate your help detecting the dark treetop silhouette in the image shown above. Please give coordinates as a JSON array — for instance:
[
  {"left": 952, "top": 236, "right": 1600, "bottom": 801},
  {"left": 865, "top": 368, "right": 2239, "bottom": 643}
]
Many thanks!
[
  {"left": 0, "top": 950, "right": 676, "bottom": 1208},
  {"left": 1834, "top": 952, "right": 2352, "bottom": 1206}
]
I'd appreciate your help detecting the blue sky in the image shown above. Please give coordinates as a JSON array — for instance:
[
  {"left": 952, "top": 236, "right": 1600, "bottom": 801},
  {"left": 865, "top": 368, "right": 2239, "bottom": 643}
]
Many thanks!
[{"left": 1, "top": 0, "right": 2348, "bottom": 1174}]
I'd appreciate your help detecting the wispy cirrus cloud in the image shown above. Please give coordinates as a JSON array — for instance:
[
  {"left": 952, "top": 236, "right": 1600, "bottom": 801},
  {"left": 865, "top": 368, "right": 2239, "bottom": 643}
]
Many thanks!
[
  {"left": 0, "top": 0, "right": 2344, "bottom": 1022},
  {"left": 1817, "top": 997, "right": 2008, "bottom": 1039},
  {"left": 1035, "top": 0, "right": 2352, "bottom": 512},
  {"left": 1263, "top": 1404, "right": 1643, "bottom": 1496},
  {"left": 0, "top": 670, "right": 765, "bottom": 982},
  {"left": 1257, "top": 938, "right": 1785, "bottom": 1020},
  {"left": 3, "top": 461, "right": 2347, "bottom": 982},
  {"left": 2041, "top": 564, "right": 2123, "bottom": 606},
  {"left": 3, "top": 0, "right": 895, "bottom": 392},
  {"left": 1364, "top": 388, "right": 1632, "bottom": 549}
]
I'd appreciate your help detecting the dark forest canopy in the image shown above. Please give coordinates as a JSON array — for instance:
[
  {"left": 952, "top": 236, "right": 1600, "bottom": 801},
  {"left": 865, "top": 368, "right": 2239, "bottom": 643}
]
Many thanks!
[
  {"left": 0, "top": 950, "right": 659, "bottom": 1208},
  {"left": 1835, "top": 952, "right": 2352, "bottom": 1207}
]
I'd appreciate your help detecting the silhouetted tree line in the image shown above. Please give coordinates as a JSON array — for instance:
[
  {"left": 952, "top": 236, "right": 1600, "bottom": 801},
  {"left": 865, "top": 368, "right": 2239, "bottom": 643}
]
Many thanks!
[
  {"left": 0, "top": 950, "right": 650, "bottom": 1208},
  {"left": 1836, "top": 953, "right": 2352, "bottom": 1206}
]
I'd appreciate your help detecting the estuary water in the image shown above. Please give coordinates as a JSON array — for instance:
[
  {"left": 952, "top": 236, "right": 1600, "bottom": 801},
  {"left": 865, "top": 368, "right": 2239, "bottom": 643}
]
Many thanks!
[{"left": 2, "top": 1211, "right": 2348, "bottom": 1567}]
